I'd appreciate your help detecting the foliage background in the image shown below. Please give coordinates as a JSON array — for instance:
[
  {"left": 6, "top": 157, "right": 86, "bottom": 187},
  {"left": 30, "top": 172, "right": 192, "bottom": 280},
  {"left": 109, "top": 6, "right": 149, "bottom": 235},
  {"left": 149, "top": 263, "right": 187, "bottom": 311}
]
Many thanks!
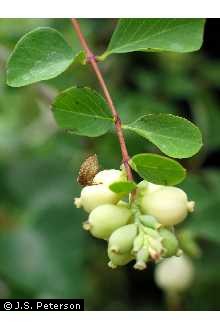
[{"left": 0, "top": 18, "right": 220, "bottom": 310}]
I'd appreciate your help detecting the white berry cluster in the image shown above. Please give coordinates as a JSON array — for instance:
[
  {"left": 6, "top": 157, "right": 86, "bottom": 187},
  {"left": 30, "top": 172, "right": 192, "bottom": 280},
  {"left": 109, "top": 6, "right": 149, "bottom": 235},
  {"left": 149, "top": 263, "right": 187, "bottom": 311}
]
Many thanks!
[{"left": 75, "top": 169, "right": 195, "bottom": 270}]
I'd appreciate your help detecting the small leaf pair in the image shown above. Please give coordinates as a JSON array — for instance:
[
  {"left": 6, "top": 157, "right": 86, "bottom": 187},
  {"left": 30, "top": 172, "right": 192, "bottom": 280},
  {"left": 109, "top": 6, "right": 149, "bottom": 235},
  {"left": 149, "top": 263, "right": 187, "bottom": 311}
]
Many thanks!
[
  {"left": 7, "top": 19, "right": 205, "bottom": 87},
  {"left": 52, "top": 86, "right": 202, "bottom": 186}
]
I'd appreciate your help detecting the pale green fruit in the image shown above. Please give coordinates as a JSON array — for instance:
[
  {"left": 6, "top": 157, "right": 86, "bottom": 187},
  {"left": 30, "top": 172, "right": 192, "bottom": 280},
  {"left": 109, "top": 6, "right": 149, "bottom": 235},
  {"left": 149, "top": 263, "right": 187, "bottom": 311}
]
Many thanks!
[
  {"left": 74, "top": 184, "right": 120, "bottom": 213},
  {"left": 93, "top": 169, "right": 126, "bottom": 186},
  {"left": 148, "top": 236, "right": 164, "bottom": 260},
  {"left": 86, "top": 204, "right": 132, "bottom": 240},
  {"left": 155, "top": 255, "right": 194, "bottom": 292},
  {"left": 178, "top": 230, "right": 201, "bottom": 258},
  {"left": 142, "top": 226, "right": 161, "bottom": 240},
  {"left": 140, "top": 186, "right": 194, "bottom": 226},
  {"left": 108, "top": 224, "right": 138, "bottom": 254},
  {"left": 134, "top": 239, "right": 150, "bottom": 270},
  {"left": 132, "top": 231, "right": 144, "bottom": 254},
  {"left": 139, "top": 214, "right": 160, "bottom": 229},
  {"left": 159, "top": 228, "right": 179, "bottom": 257},
  {"left": 108, "top": 249, "right": 134, "bottom": 268}
]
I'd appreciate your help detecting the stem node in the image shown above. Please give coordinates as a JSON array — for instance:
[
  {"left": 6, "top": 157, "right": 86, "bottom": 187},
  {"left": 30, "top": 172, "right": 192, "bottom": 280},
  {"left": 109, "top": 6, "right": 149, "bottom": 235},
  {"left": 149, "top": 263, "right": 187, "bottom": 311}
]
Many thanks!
[
  {"left": 114, "top": 114, "right": 121, "bottom": 125},
  {"left": 86, "top": 54, "right": 97, "bottom": 63}
]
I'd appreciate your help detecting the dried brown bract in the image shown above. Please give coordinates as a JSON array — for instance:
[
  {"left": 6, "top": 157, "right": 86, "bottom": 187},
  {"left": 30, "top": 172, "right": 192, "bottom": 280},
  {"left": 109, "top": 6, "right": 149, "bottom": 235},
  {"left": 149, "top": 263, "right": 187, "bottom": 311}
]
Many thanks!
[{"left": 77, "top": 154, "right": 99, "bottom": 186}]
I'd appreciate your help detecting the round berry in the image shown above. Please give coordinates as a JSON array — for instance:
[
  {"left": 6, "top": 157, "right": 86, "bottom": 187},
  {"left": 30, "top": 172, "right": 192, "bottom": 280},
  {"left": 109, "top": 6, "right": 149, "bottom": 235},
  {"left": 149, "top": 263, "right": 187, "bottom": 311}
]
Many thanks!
[
  {"left": 140, "top": 186, "right": 193, "bottom": 226},
  {"left": 108, "top": 224, "right": 138, "bottom": 254},
  {"left": 75, "top": 184, "right": 120, "bottom": 213},
  {"left": 159, "top": 228, "right": 179, "bottom": 257},
  {"left": 155, "top": 255, "right": 194, "bottom": 292},
  {"left": 86, "top": 204, "right": 132, "bottom": 240},
  {"left": 108, "top": 249, "right": 134, "bottom": 268},
  {"left": 93, "top": 169, "right": 126, "bottom": 186}
]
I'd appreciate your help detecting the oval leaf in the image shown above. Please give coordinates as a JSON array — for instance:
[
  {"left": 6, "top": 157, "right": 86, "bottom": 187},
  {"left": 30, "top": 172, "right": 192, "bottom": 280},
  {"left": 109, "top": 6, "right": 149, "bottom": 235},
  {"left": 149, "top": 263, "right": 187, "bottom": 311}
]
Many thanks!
[
  {"left": 101, "top": 19, "right": 205, "bottom": 59},
  {"left": 7, "top": 27, "right": 74, "bottom": 87},
  {"left": 124, "top": 114, "right": 203, "bottom": 159},
  {"left": 130, "top": 153, "right": 186, "bottom": 185},
  {"left": 109, "top": 181, "right": 136, "bottom": 194},
  {"left": 52, "top": 87, "right": 113, "bottom": 137}
]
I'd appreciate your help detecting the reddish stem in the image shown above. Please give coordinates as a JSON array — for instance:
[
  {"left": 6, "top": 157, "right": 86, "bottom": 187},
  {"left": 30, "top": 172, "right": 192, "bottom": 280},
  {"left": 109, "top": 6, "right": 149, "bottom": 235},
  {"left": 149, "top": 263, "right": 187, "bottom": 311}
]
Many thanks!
[{"left": 71, "top": 18, "right": 133, "bottom": 181}]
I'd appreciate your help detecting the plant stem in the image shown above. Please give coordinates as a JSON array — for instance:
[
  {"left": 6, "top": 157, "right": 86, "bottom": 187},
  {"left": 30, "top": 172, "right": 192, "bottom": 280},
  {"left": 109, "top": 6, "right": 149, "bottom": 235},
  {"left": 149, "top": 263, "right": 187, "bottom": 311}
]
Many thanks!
[{"left": 71, "top": 18, "right": 133, "bottom": 181}]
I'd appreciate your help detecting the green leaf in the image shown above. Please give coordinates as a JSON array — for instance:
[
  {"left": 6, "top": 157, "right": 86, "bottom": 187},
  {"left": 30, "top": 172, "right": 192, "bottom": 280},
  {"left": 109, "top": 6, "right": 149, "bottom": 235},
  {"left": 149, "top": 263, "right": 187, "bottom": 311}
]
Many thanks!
[
  {"left": 101, "top": 19, "right": 205, "bottom": 59},
  {"left": 109, "top": 181, "right": 136, "bottom": 194},
  {"left": 123, "top": 114, "right": 203, "bottom": 159},
  {"left": 7, "top": 27, "right": 74, "bottom": 87},
  {"left": 52, "top": 87, "right": 113, "bottom": 137},
  {"left": 130, "top": 153, "right": 186, "bottom": 185}
]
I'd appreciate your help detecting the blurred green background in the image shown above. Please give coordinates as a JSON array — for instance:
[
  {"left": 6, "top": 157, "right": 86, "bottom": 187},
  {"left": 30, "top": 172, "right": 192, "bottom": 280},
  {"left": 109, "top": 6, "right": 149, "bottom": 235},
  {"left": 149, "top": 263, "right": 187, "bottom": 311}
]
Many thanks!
[{"left": 0, "top": 18, "right": 220, "bottom": 310}]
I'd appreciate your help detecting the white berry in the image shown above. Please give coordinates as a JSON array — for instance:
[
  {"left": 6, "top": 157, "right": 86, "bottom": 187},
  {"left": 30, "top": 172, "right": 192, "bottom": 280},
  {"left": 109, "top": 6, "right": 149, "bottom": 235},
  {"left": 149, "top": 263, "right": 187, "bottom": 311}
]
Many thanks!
[
  {"left": 93, "top": 169, "right": 126, "bottom": 186},
  {"left": 74, "top": 184, "right": 120, "bottom": 213},
  {"left": 155, "top": 255, "right": 194, "bottom": 292},
  {"left": 85, "top": 204, "right": 132, "bottom": 240},
  {"left": 140, "top": 186, "right": 194, "bottom": 226}
]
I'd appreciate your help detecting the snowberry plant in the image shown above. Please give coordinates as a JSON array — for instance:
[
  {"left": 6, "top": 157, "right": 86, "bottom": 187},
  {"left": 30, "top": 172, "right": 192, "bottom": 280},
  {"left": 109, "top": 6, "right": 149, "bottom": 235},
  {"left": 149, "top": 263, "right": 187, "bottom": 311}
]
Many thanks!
[{"left": 6, "top": 19, "right": 205, "bottom": 270}]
